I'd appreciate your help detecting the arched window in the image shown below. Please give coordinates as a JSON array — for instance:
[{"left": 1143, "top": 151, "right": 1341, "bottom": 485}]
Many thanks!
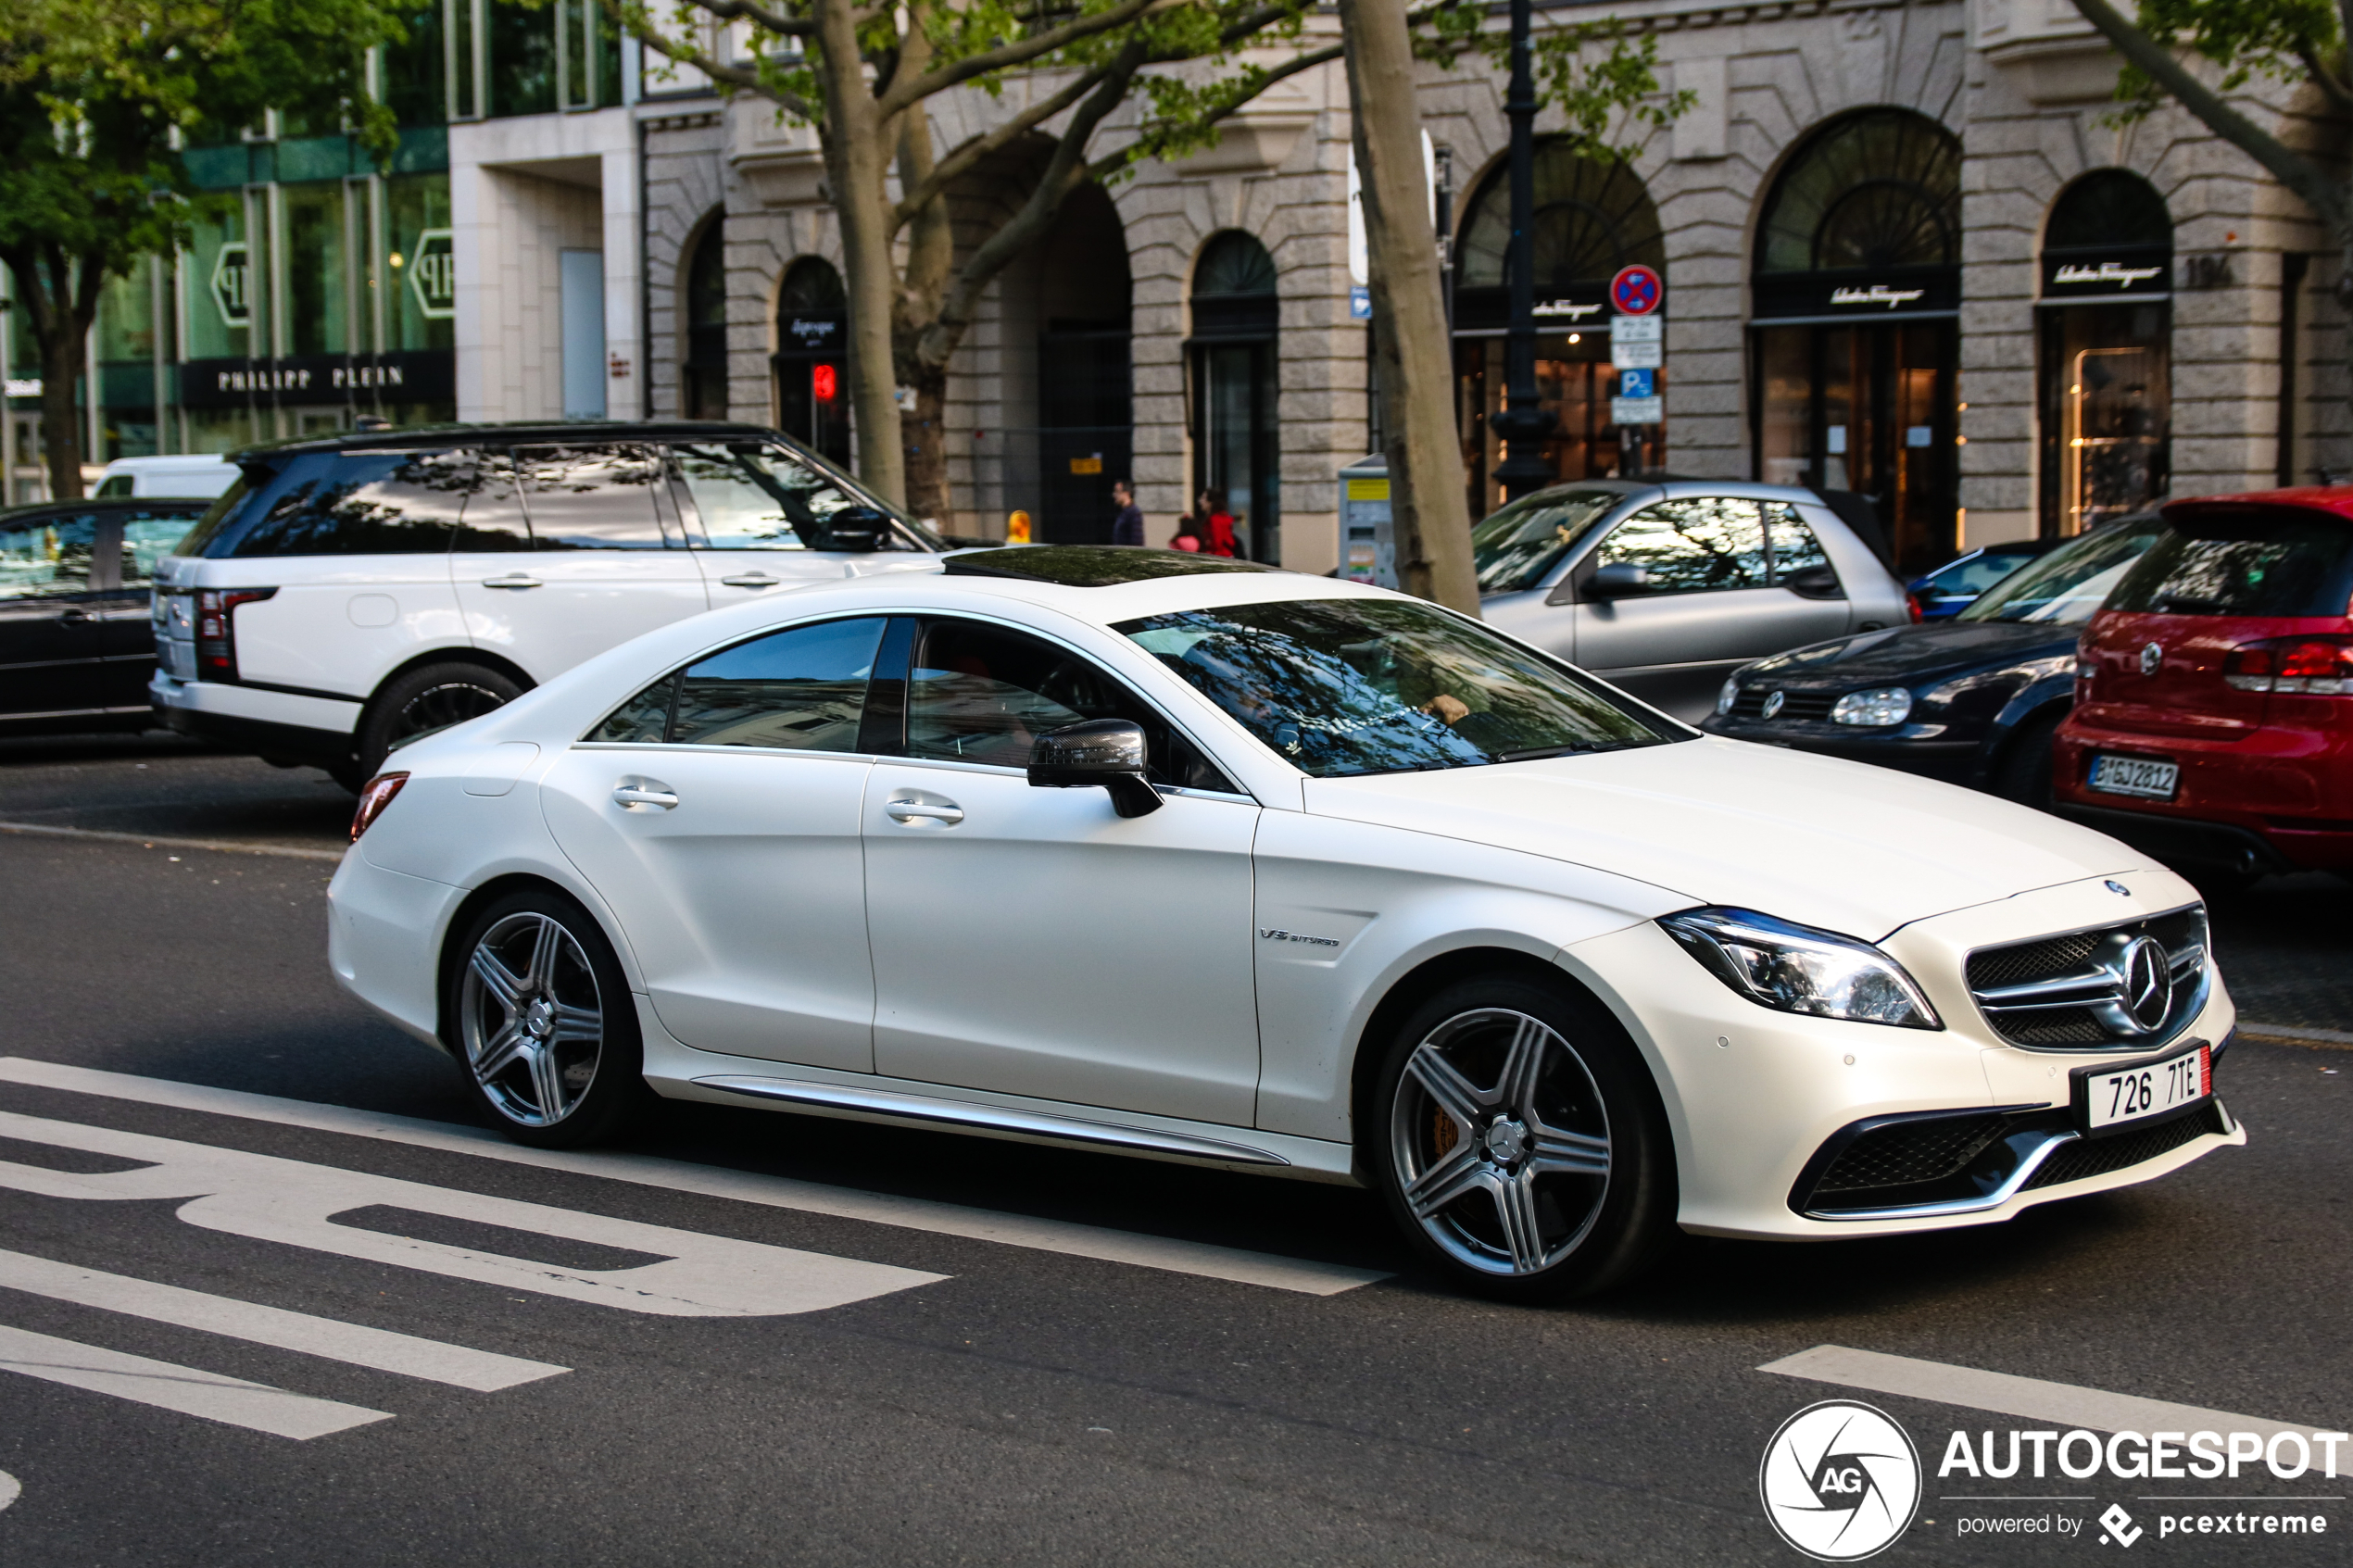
[
  {"left": 773, "top": 257, "right": 849, "bottom": 463},
  {"left": 680, "top": 213, "right": 727, "bottom": 420},
  {"left": 2045, "top": 169, "right": 2171, "bottom": 254},
  {"left": 1450, "top": 143, "right": 1667, "bottom": 510},
  {"left": 1755, "top": 109, "right": 1961, "bottom": 276},
  {"left": 2039, "top": 170, "right": 2173, "bottom": 534},
  {"left": 1750, "top": 110, "right": 1965, "bottom": 574},
  {"left": 1188, "top": 232, "right": 1278, "bottom": 560},
  {"left": 1190, "top": 232, "right": 1277, "bottom": 336},
  {"left": 778, "top": 255, "right": 847, "bottom": 315},
  {"left": 1455, "top": 144, "right": 1664, "bottom": 297}
]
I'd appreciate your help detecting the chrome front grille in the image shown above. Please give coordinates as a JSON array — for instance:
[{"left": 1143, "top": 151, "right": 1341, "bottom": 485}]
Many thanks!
[{"left": 1965, "top": 906, "right": 2208, "bottom": 1049}]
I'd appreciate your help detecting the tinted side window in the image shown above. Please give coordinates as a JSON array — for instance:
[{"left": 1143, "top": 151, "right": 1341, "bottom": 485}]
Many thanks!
[
  {"left": 1764, "top": 505, "right": 1832, "bottom": 582},
  {"left": 2108, "top": 511, "right": 2353, "bottom": 617},
  {"left": 225, "top": 452, "right": 473, "bottom": 557},
  {"left": 120, "top": 510, "right": 206, "bottom": 586},
  {"left": 589, "top": 675, "right": 674, "bottom": 743},
  {"left": 673, "top": 442, "right": 876, "bottom": 551},
  {"left": 0, "top": 515, "right": 97, "bottom": 597},
  {"left": 1596, "top": 498, "right": 1768, "bottom": 592},
  {"left": 906, "top": 618, "right": 1236, "bottom": 790},
  {"left": 516, "top": 445, "right": 670, "bottom": 549},
  {"left": 673, "top": 617, "right": 887, "bottom": 749},
  {"left": 453, "top": 453, "right": 532, "bottom": 552}
]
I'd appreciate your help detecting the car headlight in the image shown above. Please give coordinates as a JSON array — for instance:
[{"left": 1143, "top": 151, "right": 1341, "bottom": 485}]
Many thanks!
[
  {"left": 1831, "top": 686, "right": 1913, "bottom": 726},
  {"left": 1715, "top": 676, "right": 1741, "bottom": 716},
  {"left": 1658, "top": 907, "right": 1943, "bottom": 1030}
]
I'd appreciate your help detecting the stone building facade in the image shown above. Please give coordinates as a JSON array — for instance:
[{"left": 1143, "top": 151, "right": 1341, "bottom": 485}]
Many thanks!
[
  {"left": 41, "top": 0, "right": 2339, "bottom": 572},
  {"left": 634, "top": 0, "right": 2347, "bottom": 578}
]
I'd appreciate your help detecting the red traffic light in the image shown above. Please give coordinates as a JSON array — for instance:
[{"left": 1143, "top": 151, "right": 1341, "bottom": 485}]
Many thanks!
[{"left": 812, "top": 364, "right": 837, "bottom": 401}]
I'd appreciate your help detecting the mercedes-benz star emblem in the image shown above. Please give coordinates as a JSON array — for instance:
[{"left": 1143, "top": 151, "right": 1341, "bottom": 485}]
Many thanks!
[
  {"left": 2116, "top": 935, "right": 2173, "bottom": 1034},
  {"left": 2139, "top": 642, "right": 2165, "bottom": 676},
  {"left": 1762, "top": 690, "right": 1787, "bottom": 719}
]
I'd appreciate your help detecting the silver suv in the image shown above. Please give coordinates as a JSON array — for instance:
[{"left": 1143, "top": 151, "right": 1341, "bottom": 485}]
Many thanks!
[{"left": 1476, "top": 481, "right": 1911, "bottom": 721}]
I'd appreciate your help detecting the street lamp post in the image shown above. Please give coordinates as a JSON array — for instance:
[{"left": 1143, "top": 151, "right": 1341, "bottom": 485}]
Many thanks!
[{"left": 1489, "top": 0, "right": 1555, "bottom": 501}]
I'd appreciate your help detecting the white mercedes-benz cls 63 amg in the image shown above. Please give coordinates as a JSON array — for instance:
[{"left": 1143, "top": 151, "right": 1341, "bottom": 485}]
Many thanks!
[{"left": 329, "top": 546, "right": 2243, "bottom": 1298}]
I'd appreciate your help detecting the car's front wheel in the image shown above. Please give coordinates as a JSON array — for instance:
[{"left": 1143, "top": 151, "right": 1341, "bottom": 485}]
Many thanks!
[
  {"left": 446, "top": 889, "right": 648, "bottom": 1148},
  {"left": 1370, "top": 973, "right": 1675, "bottom": 1301}
]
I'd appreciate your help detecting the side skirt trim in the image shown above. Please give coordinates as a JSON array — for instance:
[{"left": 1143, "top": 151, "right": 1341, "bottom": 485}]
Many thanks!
[{"left": 690, "top": 1075, "right": 1292, "bottom": 1167}]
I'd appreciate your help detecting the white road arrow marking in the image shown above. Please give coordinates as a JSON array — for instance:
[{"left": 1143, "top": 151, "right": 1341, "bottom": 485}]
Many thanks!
[
  {"left": 0, "top": 1109, "right": 943, "bottom": 1317},
  {"left": 0, "top": 1247, "right": 567, "bottom": 1390},
  {"left": 0, "top": 1323, "right": 389, "bottom": 1439}
]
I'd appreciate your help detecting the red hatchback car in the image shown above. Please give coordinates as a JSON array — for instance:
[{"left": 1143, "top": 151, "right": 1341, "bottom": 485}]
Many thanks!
[{"left": 2056, "top": 487, "right": 2353, "bottom": 880}]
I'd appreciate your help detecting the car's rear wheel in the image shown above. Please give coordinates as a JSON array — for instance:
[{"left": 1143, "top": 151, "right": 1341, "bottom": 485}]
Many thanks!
[
  {"left": 1370, "top": 973, "right": 1675, "bottom": 1301},
  {"left": 355, "top": 661, "right": 525, "bottom": 784},
  {"left": 447, "top": 889, "right": 648, "bottom": 1148}
]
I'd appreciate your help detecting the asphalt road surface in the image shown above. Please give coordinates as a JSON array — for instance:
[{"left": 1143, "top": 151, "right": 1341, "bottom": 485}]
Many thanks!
[{"left": 0, "top": 736, "right": 2346, "bottom": 1565}]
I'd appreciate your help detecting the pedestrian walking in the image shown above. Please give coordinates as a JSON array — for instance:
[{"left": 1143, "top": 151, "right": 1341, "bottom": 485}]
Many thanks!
[
  {"left": 1110, "top": 480, "right": 1144, "bottom": 546},
  {"left": 1168, "top": 515, "right": 1204, "bottom": 552}
]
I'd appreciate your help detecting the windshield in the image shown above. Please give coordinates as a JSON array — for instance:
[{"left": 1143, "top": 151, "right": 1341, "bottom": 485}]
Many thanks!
[
  {"left": 1117, "top": 596, "right": 1680, "bottom": 778},
  {"left": 1471, "top": 489, "right": 1622, "bottom": 594},
  {"left": 1959, "top": 523, "right": 2165, "bottom": 624}
]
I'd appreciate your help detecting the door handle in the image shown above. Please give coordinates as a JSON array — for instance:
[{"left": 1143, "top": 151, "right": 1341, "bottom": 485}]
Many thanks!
[
  {"left": 720, "top": 571, "right": 784, "bottom": 588},
  {"left": 55, "top": 607, "right": 93, "bottom": 622},
  {"left": 612, "top": 784, "right": 680, "bottom": 809},
  {"left": 481, "top": 573, "right": 543, "bottom": 590},
  {"left": 885, "top": 797, "right": 963, "bottom": 825}
]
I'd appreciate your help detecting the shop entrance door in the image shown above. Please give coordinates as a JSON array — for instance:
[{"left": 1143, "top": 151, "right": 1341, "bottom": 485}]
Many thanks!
[{"left": 1755, "top": 320, "right": 1956, "bottom": 572}]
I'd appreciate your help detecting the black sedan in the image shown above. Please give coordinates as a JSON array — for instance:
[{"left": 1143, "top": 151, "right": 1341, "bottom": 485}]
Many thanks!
[
  {"left": 1, "top": 496, "right": 209, "bottom": 735},
  {"left": 1699, "top": 517, "right": 2165, "bottom": 805}
]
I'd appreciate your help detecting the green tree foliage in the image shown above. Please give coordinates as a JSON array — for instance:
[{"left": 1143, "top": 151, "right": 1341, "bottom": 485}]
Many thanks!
[
  {"left": 0, "top": 0, "right": 401, "bottom": 495},
  {"left": 2071, "top": 0, "right": 2353, "bottom": 295},
  {"left": 1417, "top": 0, "right": 1693, "bottom": 157},
  {"left": 613, "top": 0, "right": 1338, "bottom": 520}
]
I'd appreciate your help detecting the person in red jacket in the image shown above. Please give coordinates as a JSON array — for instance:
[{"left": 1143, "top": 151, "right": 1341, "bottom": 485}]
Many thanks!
[{"left": 1193, "top": 488, "right": 1239, "bottom": 558}]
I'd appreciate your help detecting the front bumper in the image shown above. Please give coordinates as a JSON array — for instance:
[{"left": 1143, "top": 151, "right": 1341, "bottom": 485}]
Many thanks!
[{"left": 1556, "top": 870, "right": 2242, "bottom": 1241}]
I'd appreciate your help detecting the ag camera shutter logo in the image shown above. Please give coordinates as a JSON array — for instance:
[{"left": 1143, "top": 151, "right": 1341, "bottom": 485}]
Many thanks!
[{"left": 1759, "top": 1400, "right": 1922, "bottom": 1561}]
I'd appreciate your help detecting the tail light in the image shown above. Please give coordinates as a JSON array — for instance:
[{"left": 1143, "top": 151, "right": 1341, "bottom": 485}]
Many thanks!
[
  {"left": 350, "top": 772, "right": 409, "bottom": 841},
  {"left": 195, "top": 587, "right": 277, "bottom": 679},
  {"left": 2223, "top": 635, "right": 2353, "bottom": 695},
  {"left": 1904, "top": 592, "right": 1924, "bottom": 624}
]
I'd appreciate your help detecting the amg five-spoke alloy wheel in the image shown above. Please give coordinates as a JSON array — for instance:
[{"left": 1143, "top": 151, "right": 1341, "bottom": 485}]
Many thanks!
[
  {"left": 1374, "top": 975, "right": 1674, "bottom": 1300},
  {"left": 447, "top": 889, "right": 647, "bottom": 1147}
]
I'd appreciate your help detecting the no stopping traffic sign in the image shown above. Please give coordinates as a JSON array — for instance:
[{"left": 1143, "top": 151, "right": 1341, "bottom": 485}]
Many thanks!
[{"left": 1610, "top": 265, "right": 1663, "bottom": 316}]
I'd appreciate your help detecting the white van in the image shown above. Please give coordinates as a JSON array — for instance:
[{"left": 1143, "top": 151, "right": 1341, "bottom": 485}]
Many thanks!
[
  {"left": 94, "top": 455, "right": 237, "bottom": 499},
  {"left": 148, "top": 421, "right": 946, "bottom": 786}
]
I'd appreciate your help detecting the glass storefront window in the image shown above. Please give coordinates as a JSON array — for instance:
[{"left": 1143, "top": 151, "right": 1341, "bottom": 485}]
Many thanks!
[
  {"left": 2045, "top": 305, "right": 2170, "bottom": 534},
  {"left": 1455, "top": 332, "right": 1650, "bottom": 519},
  {"left": 283, "top": 183, "right": 350, "bottom": 357},
  {"left": 386, "top": 173, "right": 456, "bottom": 352},
  {"left": 187, "top": 205, "right": 256, "bottom": 361},
  {"left": 96, "top": 270, "right": 157, "bottom": 363}
]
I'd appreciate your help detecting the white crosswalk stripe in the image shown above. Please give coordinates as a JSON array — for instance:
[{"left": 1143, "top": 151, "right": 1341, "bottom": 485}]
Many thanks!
[
  {"left": 0, "top": 1248, "right": 567, "bottom": 1391},
  {"left": 0, "top": 1323, "right": 391, "bottom": 1439}
]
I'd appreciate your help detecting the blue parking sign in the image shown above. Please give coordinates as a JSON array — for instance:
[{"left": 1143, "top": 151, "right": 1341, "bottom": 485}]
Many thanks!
[{"left": 1617, "top": 367, "right": 1654, "bottom": 399}]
